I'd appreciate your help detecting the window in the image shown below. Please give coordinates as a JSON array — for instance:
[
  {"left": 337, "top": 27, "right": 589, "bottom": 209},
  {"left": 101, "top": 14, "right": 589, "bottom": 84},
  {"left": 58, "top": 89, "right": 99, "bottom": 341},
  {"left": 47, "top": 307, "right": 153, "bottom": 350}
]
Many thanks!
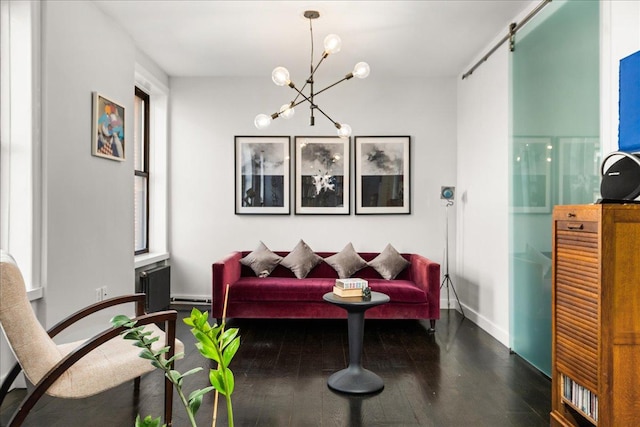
[
  {"left": 134, "top": 87, "right": 150, "bottom": 254},
  {"left": 133, "top": 65, "right": 169, "bottom": 268},
  {"left": 0, "top": 0, "right": 41, "bottom": 292}
]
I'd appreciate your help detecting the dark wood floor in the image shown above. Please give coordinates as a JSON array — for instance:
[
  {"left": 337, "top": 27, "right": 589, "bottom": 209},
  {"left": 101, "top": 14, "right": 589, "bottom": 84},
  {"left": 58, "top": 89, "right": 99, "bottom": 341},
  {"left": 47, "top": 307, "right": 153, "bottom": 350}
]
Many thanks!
[{"left": 1, "top": 309, "right": 551, "bottom": 426}]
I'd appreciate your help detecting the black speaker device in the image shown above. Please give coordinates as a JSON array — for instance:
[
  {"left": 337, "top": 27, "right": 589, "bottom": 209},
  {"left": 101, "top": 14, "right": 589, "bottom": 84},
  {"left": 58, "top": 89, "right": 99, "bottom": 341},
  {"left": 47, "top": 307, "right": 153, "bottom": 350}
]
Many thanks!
[{"left": 599, "top": 151, "right": 640, "bottom": 202}]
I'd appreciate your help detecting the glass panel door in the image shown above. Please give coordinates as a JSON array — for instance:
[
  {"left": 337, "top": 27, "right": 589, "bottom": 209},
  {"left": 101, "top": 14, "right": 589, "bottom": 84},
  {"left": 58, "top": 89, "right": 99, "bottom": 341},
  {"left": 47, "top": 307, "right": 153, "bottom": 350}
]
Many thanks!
[{"left": 510, "top": 0, "right": 599, "bottom": 376}]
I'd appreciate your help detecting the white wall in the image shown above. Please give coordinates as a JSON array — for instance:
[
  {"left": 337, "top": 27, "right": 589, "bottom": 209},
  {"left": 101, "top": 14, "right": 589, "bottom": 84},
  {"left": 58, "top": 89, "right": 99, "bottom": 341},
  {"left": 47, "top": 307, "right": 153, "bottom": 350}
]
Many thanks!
[
  {"left": 40, "top": 0, "right": 136, "bottom": 337},
  {"left": 456, "top": 42, "right": 511, "bottom": 345},
  {"left": 169, "top": 75, "right": 458, "bottom": 298}
]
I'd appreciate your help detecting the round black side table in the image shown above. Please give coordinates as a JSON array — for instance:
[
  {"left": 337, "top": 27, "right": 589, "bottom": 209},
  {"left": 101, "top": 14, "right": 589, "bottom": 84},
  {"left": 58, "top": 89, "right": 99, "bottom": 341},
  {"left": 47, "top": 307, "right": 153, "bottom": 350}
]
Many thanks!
[{"left": 323, "top": 291, "right": 390, "bottom": 394}]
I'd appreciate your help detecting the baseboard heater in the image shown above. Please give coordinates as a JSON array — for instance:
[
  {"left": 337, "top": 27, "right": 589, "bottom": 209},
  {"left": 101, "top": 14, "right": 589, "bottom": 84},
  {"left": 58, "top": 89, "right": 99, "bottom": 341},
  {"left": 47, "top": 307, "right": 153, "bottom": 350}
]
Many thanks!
[
  {"left": 171, "top": 296, "right": 212, "bottom": 305},
  {"left": 140, "top": 265, "right": 171, "bottom": 312}
]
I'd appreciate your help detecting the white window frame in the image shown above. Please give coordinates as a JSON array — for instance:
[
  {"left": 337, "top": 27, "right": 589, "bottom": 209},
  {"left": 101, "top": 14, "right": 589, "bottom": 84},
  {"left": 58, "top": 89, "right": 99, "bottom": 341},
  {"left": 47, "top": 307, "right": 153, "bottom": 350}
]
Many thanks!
[
  {"left": 1, "top": 0, "right": 43, "bottom": 297},
  {"left": 134, "top": 64, "right": 169, "bottom": 269}
]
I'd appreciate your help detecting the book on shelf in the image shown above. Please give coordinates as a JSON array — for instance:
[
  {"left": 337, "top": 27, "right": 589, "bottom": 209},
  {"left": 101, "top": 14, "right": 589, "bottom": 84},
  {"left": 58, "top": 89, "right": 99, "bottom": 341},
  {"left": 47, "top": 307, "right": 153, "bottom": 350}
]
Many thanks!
[
  {"left": 335, "top": 278, "right": 368, "bottom": 289},
  {"left": 332, "top": 286, "right": 363, "bottom": 298}
]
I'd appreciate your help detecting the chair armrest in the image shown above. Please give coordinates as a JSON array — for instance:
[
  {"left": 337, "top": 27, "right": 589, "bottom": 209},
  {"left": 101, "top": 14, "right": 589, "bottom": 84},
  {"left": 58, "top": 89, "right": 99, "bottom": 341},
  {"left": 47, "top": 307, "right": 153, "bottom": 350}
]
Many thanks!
[
  {"left": 409, "top": 254, "right": 441, "bottom": 317},
  {"left": 47, "top": 294, "right": 147, "bottom": 339},
  {"left": 212, "top": 252, "right": 242, "bottom": 319},
  {"left": 8, "top": 310, "right": 178, "bottom": 426}
]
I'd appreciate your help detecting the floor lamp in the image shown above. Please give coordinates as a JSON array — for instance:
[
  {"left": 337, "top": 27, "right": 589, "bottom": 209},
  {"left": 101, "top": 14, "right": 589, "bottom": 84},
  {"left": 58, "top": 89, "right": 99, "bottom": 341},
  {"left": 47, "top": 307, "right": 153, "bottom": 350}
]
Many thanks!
[{"left": 440, "top": 186, "right": 465, "bottom": 317}]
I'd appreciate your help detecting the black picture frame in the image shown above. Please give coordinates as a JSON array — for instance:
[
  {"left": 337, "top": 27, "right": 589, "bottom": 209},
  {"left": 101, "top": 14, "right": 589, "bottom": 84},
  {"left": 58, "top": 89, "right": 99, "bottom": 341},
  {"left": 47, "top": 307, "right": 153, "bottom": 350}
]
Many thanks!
[
  {"left": 354, "top": 136, "right": 411, "bottom": 214},
  {"left": 294, "top": 136, "right": 350, "bottom": 215},
  {"left": 234, "top": 136, "right": 291, "bottom": 215}
]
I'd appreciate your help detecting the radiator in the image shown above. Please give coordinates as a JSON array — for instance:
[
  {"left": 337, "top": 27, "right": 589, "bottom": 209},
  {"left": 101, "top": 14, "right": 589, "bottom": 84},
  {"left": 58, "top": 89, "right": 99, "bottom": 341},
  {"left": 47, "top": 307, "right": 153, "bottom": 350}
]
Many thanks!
[{"left": 140, "top": 265, "right": 171, "bottom": 312}]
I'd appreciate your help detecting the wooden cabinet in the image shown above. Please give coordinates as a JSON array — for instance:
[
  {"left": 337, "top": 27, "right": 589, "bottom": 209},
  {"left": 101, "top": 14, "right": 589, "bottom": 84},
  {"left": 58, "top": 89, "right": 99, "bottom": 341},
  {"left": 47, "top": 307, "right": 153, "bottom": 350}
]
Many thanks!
[{"left": 551, "top": 204, "right": 640, "bottom": 426}]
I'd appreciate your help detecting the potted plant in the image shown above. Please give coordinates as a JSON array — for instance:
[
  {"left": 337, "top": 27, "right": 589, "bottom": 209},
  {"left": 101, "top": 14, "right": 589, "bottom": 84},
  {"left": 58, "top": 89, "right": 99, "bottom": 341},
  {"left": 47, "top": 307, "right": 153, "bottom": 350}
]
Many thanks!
[{"left": 111, "top": 307, "right": 240, "bottom": 427}]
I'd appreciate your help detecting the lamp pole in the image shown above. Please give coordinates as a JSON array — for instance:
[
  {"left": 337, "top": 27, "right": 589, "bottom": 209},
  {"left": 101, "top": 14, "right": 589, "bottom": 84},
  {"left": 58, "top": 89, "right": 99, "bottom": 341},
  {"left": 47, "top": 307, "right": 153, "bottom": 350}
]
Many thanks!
[{"left": 441, "top": 199, "right": 465, "bottom": 317}]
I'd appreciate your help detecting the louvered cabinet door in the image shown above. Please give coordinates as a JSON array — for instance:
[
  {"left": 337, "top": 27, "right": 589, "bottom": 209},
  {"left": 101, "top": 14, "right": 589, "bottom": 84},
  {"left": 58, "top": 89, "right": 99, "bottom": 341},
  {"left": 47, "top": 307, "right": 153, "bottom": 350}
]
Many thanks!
[{"left": 552, "top": 209, "right": 600, "bottom": 426}]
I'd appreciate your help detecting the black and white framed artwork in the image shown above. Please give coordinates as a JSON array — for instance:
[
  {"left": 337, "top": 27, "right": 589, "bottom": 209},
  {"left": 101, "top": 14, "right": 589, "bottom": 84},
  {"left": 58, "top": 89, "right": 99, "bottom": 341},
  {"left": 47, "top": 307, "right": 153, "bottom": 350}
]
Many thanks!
[
  {"left": 355, "top": 136, "right": 411, "bottom": 214},
  {"left": 294, "top": 136, "right": 350, "bottom": 215},
  {"left": 234, "top": 136, "right": 291, "bottom": 215}
]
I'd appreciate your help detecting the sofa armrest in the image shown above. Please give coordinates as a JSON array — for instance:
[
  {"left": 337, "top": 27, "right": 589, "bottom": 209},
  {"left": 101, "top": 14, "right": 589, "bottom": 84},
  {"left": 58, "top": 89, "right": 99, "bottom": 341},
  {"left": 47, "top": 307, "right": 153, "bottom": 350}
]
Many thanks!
[
  {"left": 212, "top": 251, "right": 243, "bottom": 319},
  {"left": 409, "top": 254, "right": 441, "bottom": 318}
]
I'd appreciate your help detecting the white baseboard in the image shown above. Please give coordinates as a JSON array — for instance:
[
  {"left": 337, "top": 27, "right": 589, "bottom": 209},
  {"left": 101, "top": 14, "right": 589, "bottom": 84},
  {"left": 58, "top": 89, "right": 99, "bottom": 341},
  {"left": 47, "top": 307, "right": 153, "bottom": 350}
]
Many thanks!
[{"left": 440, "top": 298, "right": 510, "bottom": 348}]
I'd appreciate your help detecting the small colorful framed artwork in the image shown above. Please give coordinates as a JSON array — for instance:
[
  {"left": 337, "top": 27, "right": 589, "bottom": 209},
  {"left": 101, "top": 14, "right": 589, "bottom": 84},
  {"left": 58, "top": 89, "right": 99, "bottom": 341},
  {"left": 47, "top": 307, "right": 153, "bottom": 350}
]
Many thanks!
[{"left": 92, "top": 92, "right": 126, "bottom": 161}]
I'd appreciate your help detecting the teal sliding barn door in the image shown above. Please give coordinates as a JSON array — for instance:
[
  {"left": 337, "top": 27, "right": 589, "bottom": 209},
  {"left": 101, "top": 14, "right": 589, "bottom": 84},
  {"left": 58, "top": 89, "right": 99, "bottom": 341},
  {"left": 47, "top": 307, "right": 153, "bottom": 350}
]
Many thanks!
[{"left": 509, "top": 0, "right": 599, "bottom": 376}]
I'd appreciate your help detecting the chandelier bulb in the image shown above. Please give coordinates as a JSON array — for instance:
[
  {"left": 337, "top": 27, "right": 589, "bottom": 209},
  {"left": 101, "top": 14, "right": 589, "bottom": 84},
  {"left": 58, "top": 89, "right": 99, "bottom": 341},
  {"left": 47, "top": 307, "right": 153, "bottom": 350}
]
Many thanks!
[
  {"left": 352, "top": 62, "right": 370, "bottom": 79},
  {"left": 272, "top": 67, "right": 291, "bottom": 86},
  {"left": 323, "top": 34, "right": 342, "bottom": 55},
  {"left": 336, "top": 123, "right": 352, "bottom": 138},
  {"left": 279, "top": 103, "right": 295, "bottom": 119},
  {"left": 254, "top": 114, "right": 272, "bottom": 130}
]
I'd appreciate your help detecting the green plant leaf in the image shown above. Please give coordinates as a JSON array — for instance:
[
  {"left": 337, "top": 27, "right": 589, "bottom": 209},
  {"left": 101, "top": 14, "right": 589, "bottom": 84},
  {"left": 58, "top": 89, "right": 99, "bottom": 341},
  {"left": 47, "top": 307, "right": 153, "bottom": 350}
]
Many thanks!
[
  {"left": 189, "top": 394, "right": 203, "bottom": 416},
  {"left": 166, "top": 352, "right": 185, "bottom": 364},
  {"left": 111, "top": 315, "right": 135, "bottom": 328},
  {"left": 222, "top": 336, "right": 240, "bottom": 367},
  {"left": 225, "top": 369, "right": 235, "bottom": 395},
  {"left": 209, "top": 369, "right": 227, "bottom": 395},
  {"left": 194, "top": 330, "right": 215, "bottom": 348},
  {"left": 221, "top": 328, "right": 239, "bottom": 348},
  {"left": 155, "top": 346, "right": 170, "bottom": 356},
  {"left": 181, "top": 367, "right": 203, "bottom": 378},
  {"left": 139, "top": 349, "right": 156, "bottom": 361},
  {"left": 124, "top": 331, "right": 141, "bottom": 340},
  {"left": 167, "top": 370, "right": 182, "bottom": 385},
  {"left": 135, "top": 414, "right": 164, "bottom": 427},
  {"left": 195, "top": 341, "right": 221, "bottom": 363},
  {"left": 188, "top": 386, "right": 215, "bottom": 402}
]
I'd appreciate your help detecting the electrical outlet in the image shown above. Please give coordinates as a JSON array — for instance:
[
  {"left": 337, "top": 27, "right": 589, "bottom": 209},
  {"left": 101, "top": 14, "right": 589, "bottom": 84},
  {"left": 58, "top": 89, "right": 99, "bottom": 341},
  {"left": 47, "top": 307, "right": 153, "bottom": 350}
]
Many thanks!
[
  {"left": 95, "top": 288, "right": 102, "bottom": 302},
  {"left": 101, "top": 286, "right": 108, "bottom": 300}
]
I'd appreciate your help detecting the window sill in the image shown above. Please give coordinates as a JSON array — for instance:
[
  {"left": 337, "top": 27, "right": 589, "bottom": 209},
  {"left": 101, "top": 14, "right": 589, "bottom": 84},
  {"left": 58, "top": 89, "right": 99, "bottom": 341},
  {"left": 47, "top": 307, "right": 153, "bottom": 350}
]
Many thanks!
[
  {"left": 135, "top": 251, "right": 170, "bottom": 269},
  {"left": 27, "top": 286, "right": 44, "bottom": 302}
]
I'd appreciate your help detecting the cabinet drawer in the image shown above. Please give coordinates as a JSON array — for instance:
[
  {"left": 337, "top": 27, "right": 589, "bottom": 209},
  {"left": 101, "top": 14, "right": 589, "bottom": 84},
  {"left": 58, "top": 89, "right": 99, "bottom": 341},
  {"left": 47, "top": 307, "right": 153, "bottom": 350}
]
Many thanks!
[{"left": 556, "top": 220, "right": 598, "bottom": 233}]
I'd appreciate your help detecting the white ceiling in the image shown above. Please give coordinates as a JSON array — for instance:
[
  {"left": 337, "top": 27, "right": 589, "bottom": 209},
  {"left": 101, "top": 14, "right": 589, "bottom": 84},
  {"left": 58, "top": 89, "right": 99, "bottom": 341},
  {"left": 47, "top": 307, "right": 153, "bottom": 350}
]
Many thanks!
[{"left": 94, "top": 0, "right": 532, "bottom": 79}]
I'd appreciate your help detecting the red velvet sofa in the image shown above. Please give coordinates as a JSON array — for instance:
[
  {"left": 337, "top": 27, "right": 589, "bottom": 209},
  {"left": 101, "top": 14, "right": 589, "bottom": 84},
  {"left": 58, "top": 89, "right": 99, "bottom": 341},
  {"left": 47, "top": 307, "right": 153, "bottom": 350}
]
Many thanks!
[{"left": 212, "top": 251, "right": 441, "bottom": 330}]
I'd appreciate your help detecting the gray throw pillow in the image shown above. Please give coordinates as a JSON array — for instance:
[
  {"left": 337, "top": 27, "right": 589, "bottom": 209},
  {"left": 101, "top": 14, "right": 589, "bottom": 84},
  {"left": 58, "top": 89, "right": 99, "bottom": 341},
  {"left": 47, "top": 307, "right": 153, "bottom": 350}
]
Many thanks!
[
  {"left": 324, "top": 243, "right": 368, "bottom": 279},
  {"left": 368, "top": 244, "right": 410, "bottom": 280},
  {"left": 240, "top": 241, "right": 283, "bottom": 277},
  {"left": 280, "top": 240, "right": 323, "bottom": 279}
]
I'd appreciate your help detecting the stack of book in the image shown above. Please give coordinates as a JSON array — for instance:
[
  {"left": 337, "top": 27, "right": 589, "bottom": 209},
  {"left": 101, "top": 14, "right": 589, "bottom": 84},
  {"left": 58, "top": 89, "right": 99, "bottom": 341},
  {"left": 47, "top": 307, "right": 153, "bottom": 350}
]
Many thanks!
[{"left": 333, "top": 278, "right": 368, "bottom": 299}]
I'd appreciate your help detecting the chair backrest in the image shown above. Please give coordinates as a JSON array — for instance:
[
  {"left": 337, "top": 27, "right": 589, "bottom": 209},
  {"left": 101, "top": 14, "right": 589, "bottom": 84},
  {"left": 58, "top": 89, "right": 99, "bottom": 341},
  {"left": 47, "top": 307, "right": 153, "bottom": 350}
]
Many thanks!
[{"left": 0, "top": 252, "right": 62, "bottom": 385}]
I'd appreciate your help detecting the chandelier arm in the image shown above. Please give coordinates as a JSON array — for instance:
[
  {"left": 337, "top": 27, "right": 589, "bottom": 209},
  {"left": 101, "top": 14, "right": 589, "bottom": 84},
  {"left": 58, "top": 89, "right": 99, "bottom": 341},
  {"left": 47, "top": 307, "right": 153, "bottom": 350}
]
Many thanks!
[
  {"left": 281, "top": 86, "right": 338, "bottom": 126},
  {"left": 310, "top": 103, "right": 338, "bottom": 126},
  {"left": 313, "top": 73, "right": 354, "bottom": 98},
  {"left": 289, "top": 52, "right": 330, "bottom": 106},
  {"left": 286, "top": 72, "right": 353, "bottom": 110}
]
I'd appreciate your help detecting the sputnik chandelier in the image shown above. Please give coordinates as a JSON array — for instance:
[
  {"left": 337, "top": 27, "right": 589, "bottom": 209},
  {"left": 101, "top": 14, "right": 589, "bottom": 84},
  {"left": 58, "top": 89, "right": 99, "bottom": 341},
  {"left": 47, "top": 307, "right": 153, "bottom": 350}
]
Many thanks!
[{"left": 254, "top": 10, "right": 370, "bottom": 138}]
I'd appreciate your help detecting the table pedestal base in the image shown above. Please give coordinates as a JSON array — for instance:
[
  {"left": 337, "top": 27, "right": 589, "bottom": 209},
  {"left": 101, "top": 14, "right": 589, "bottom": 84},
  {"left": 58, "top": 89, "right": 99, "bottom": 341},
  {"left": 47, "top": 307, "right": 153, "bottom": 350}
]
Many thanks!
[{"left": 327, "top": 365, "right": 384, "bottom": 394}]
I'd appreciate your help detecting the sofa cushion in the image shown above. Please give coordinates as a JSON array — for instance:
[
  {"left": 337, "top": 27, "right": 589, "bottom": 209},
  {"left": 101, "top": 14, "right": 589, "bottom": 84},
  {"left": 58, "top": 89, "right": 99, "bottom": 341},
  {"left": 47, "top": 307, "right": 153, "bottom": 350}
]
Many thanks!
[
  {"left": 229, "top": 277, "right": 425, "bottom": 304},
  {"left": 239, "top": 242, "right": 282, "bottom": 276},
  {"left": 280, "top": 240, "right": 323, "bottom": 279},
  {"left": 231, "top": 278, "right": 336, "bottom": 302},
  {"left": 368, "top": 244, "right": 411, "bottom": 280},
  {"left": 324, "top": 243, "right": 368, "bottom": 278}
]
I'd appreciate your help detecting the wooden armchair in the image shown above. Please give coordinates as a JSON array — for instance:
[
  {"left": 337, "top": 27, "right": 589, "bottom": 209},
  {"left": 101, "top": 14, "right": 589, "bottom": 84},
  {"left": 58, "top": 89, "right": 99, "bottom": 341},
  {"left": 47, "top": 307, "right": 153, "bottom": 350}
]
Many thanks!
[{"left": 0, "top": 252, "right": 183, "bottom": 426}]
